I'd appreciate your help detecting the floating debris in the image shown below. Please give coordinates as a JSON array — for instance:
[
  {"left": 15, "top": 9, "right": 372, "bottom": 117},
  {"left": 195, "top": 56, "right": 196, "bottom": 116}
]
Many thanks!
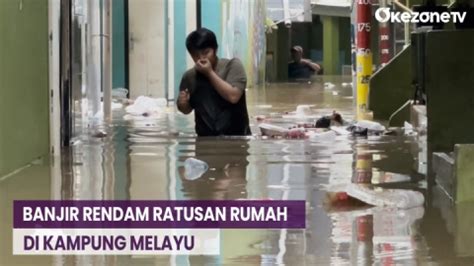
[{"left": 184, "top": 158, "right": 208, "bottom": 181}]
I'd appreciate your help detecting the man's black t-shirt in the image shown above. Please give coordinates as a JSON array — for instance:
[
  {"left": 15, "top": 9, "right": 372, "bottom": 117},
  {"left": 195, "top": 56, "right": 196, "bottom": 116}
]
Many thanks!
[
  {"left": 178, "top": 58, "right": 251, "bottom": 136},
  {"left": 288, "top": 61, "right": 315, "bottom": 80}
]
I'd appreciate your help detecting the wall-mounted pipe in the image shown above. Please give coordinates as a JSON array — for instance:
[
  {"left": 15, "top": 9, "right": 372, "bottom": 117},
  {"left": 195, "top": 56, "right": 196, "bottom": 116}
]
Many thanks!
[
  {"left": 49, "top": 0, "right": 61, "bottom": 154},
  {"left": 86, "top": 0, "right": 112, "bottom": 124},
  {"left": 282, "top": 0, "right": 291, "bottom": 27},
  {"left": 102, "top": 0, "right": 112, "bottom": 121},
  {"left": 87, "top": 0, "right": 101, "bottom": 124}
]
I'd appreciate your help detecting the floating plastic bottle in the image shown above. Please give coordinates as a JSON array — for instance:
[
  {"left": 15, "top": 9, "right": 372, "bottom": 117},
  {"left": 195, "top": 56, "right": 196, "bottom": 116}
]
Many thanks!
[{"left": 184, "top": 158, "right": 209, "bottom": 181}]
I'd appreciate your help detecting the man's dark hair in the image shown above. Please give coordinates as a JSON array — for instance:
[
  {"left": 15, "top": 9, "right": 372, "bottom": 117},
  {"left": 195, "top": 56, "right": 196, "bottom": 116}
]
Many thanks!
[{"left": 185, "top": 28, "right": 218, "bottom": 54}]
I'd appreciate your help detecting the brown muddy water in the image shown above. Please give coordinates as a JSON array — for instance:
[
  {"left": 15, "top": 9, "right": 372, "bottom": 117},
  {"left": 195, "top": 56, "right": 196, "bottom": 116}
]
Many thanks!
[{"left": 1, "top": 76, "right": 472, "bottom": 265}]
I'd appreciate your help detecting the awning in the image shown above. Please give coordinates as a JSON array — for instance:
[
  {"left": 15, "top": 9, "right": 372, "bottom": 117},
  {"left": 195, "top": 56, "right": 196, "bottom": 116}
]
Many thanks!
[
  {"left": 266, "top": 0, "right": 313, "bottom": 22},
  {"left": 311, "top": 0, "right": 352, "bottom": 18}
]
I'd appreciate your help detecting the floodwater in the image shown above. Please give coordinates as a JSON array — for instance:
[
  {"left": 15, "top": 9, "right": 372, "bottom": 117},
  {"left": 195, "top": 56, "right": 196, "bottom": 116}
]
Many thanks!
[{"left": 1, "top": 76, "right": 473, "bottom": 265}]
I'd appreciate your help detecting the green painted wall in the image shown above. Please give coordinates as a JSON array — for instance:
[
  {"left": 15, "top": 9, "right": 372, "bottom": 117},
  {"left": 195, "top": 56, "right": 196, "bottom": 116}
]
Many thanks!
[
  {"left": 265, "top": 30, "right": 278, "bottom": 82},
  {"left": 0, "top": 164, "right": 51, "bottom": 264},
  {"left": 339, "top": 17, "right": 351, "bottom": 68},
  {"left": 113, "top": 0, "right": 126, "bottom": 89},
  {"left": 0, "top": 0, "right": 49, "bottom": 176},
  {"left": 311, "top": 15, "right": 323, "bottom": 57},
  {"left": 291, "top": 23, "right": 311, "bottom": 56},
  {"left": 425, "top": 30, "right": 474, "bottom": 154},
  {"left": 455, "top": 144, "right": 474, "bottom": 203},
  {"left": 276, "top": 24, "right": 290, "bottom": 81},
  {"left": 322, "top": 16, "right": 339, "bottom": 75},
  {"left": 369, "top": 46, "right": 413, "bottom": 125}
]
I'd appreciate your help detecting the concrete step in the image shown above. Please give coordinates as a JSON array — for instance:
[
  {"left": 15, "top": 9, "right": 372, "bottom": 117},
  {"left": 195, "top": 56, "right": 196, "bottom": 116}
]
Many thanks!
[
  {"left": 433, "top": 144, "right": 474, "bottom": 203},
  {"left": 410, "top": 104, "right": 427, "bottom": 134},
  {"left": 411, "top": 104, "right": 428, "bottom": 175},
  {"left": 433, "top": 152, "right": 455, "bottom": 201},
  {"left": 454, "top": 144, "right": 474, "bottom": 203}
]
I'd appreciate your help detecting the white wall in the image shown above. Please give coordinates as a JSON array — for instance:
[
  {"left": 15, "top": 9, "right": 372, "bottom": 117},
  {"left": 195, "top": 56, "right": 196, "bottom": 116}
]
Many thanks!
[{"left": 128, "top": 0, "right": 166, "bottom": 98}]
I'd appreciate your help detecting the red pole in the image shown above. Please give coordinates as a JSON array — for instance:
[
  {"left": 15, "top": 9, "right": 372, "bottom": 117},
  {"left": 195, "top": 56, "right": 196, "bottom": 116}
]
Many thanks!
[
  {"left": 356, "top": 0, "right": 373, "bottom": 119},
  {"left": 356, "top": 0, "right": 371, "bottom": 51}
]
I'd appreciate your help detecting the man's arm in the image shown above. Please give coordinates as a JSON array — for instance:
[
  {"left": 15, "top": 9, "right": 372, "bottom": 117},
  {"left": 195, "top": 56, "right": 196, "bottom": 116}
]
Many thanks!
[
  {"left": 301, "top": 59, "right": 321, "bottom": 73},
  {"left": 177, "top": 75, "right": 193, "bottom": 114},
  {"left": 207, "top": 72, "right": 243, "bottom": 104},
  {"left": 196, "top": 58, "right": 246, "bottom": 104},
  {"left": 177, "top": 89, "right": 193, "bottom": 114}
]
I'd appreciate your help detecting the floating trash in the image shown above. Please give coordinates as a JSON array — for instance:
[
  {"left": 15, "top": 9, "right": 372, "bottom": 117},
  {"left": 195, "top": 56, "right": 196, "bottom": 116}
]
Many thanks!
[
  {"left": 308, "top": 130, "right": 337, "bottom": 141},
  {"left": 341, "top": 82, "right": 352, "bottom": 87},
  {"left": 125, "top": 96, "right": 167, "bottom": 116},
  {"left": 324, "top": 82, "right": 336, "bottom": 89},
  {"left": 287, "top": 127, "right": 306, "bottom": 139},
  {"left": 112, "top": 88, "right": 129, "bottom": 98},
  {"left": 184, "top": 158, "right": 209, "bottom": 181},
  {"left": 258, "top": 123, "right": 289, "bottom": 137},
  {"left": 330, "top": 126, "right": 351, "bottom": 136},
  {"left": 326, "top": 184, "right": 424, "bottom": 209},
  {"left": 295, "top": 105, "right": 312, "bottom": 116},
  {"left": 353, "top": 120, "right": 386, "bottom": 132},
  {"left": 256, "top": 105, "right": 273, "bottom": 109}
]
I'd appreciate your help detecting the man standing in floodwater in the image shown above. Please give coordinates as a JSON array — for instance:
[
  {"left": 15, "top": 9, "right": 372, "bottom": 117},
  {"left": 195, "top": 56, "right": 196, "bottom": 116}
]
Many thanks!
[
  {"left": 288, "top": 45, "right": 322, "bottom": 81},
  {"left": 177, "top": 28, "right": 251, "bottom": 136}
]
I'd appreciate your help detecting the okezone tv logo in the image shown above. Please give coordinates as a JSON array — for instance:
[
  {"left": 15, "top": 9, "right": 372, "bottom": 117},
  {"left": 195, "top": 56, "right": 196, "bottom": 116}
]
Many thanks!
[{"left": 375, "top": 7, "right": 467, "bottom": 24}]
